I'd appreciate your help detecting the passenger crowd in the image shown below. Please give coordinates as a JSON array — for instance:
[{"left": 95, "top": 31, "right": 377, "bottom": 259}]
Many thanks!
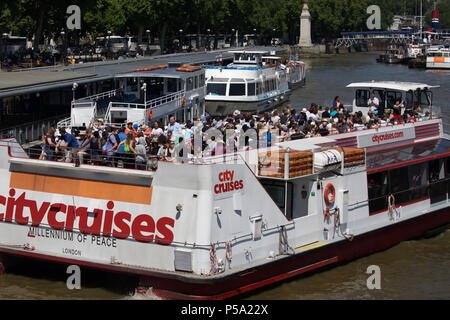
[{"left": 38, "top": 98, "right": 431, "bottom": 170}]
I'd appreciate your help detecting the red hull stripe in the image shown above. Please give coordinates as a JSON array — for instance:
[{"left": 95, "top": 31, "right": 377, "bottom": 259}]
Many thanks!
[{"left": 152, "top": 256, "right": 339, "bottom": 300}]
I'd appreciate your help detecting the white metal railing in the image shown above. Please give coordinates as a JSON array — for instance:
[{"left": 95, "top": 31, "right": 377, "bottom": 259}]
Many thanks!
[
  {"left": 77, "top": 89, "right": 119, "bottom": 102},
  {"left": 57, "top": 117, "right": 71, "bottom": 128},
  {"left": 146, "top": 90, "right": 185, "bottom": 110},
  {"left": 104, "top": 90, "right": 185, "bottom": 123}
]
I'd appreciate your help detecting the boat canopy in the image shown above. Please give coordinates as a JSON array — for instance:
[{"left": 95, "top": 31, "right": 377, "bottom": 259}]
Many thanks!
[
  {"left": 347, "top": 81, "right": 440, "bottom": 92},
  {"left": 116, "top": 68, "right": 203, "bottom": 80}
]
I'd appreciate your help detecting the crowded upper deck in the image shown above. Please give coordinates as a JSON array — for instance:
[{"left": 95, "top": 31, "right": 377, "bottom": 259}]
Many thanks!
[{"left": 34, "top": 96, "right": 435, "bottom": 171}]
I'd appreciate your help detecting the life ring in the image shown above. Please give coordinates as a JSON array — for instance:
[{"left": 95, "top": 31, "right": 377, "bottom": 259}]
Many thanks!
[
  {"left": 181, "top": 96, "right": 186, "bottom": 107},
  {"left": 324, "top": 183, "right": 335, "bottom": 205},
  {"left": 147, "top": 108, "right": 153, "bottom": 121}
]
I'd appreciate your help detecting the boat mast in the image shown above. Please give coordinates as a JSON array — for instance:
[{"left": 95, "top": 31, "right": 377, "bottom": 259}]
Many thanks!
[{"left": 420, "top": 0, "right": 423, "bottom": 40}]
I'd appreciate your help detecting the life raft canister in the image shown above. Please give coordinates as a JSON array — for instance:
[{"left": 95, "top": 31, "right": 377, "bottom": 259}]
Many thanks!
[
  {"left": 147, "top": 108, "right": 153, "bottom": 121},
  {"left": 324, "top": 183, "right": 336, "bottom": 205},
  {"left": 181, "top": 96, "right": 186, "bottom": 107}
]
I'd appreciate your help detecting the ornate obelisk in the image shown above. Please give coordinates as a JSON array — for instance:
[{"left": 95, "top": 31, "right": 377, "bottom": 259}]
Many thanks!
[{"left": 299, "top": 0, "right": 312, "bottom": 47}]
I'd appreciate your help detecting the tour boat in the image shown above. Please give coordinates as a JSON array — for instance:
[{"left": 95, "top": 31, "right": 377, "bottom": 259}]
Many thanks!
[
  {"left": 57, "top": 62, "right": 206, "bottom": 130},
  {"left": 426, "top": 45, "right": 450, "bottom": 69},
  {"left": 0, "top": 82, "right": 448, "bottom": 300},
  {"left": 204, "top": 51, "right": 291, "bottom": 116}
]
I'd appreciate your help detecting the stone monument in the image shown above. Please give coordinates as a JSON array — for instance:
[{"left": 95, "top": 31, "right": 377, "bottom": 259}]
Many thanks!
[{"left": 299, "top": 0, "right": 312, "bottom": 47}]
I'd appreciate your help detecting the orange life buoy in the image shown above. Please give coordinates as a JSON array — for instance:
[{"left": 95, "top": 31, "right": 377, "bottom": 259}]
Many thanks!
[
  {"left": 181, "top": 96, "right": 186, "bottom": 107},
  {"left": 324, "top": 183, "right": 336, "bottom": 205},
  {"left": 147, "top": 108, "right": 153, "bottom": 121}
]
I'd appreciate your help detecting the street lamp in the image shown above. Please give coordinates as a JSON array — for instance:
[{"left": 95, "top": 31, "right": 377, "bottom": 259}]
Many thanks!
[
  {"left": 207, "top": 29, "right": 211, "bottom": 50},
  {"left": 72, "top": 82, "right": 78, "bottom": 102},
  {"left": 179, "top": 29, "right": 183, "bottom": 51},
  {"left": 231, "top": 29, "right": 235, "bottom": 47},
  {"left": 60, "top": 30, "right": 66, "bottom": 64},
  {"left": 141, "top": 83, "right": 147, "bottom": 105},
  {"left": 107, "top": 30, "right": 111, "bottom": 55}
]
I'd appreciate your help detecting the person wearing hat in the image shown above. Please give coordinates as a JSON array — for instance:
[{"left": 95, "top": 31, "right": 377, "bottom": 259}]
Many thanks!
[
  {"left": 125, "top": 121, "right": 137, "bottom": 139},
  {"left": 92, "top": 119, "right": 105, "bottom": 137}
]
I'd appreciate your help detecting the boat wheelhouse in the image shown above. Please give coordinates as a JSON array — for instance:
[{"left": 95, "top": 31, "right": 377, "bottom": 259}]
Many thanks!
[
  {"left": 426, "top": 45, "right": 450, "bottom": 69},
  {"left": 385, "top": 45, "right": 406, "bottom": 64},
  {"left": 407, "top": 43, "right": 425, "bottom": 60},
  {"left": 284, "top": 60, "right": 306, "bottom": 90},
  {"left": 347, "top": 81, "right": 440, "bottom": 116},
  {"left": 204, "top": 50, "right": 291, "bottom": 116},
  {"left": 59, "top": 63, "right": 206, "bottom": 130}
]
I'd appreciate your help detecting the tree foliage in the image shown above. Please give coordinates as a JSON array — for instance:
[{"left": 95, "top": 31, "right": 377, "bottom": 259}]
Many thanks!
[{"left": 0, "top": 0, "right": 446, "bottom": 48}]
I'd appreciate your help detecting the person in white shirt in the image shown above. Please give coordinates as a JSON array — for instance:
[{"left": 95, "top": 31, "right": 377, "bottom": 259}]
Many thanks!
[
  {"left": 151, "top": 121, "right": 163, "bottom": 137},
  {"left": 368, "top": 93, "right": 379, "bottom": 113}
]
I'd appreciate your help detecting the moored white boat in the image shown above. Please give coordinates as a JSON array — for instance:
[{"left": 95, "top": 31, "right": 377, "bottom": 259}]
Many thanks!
[
  {"left": 426, "top": 45, "right": 450, "bottom": 69},
  {"left": 204, "top": 51, "right": 291, "bottom": 116},
  {"left": 58, "top": 62, "right": 207, "bottom": 130}
]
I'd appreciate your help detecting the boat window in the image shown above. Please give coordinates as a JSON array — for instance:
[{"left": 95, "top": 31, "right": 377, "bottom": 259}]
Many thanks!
[
  {"left": 256, "top": 82, "right": 261, "bottom": 95},
  {"left": 207, "top": 83, "right": 227, "bottom": 96},
  {"left": 445, "top": 53, "right": 449, "bottom": 58},
  {"left": 126, "top": 77, "right": 138, "bottom": 92},
  {"left": 386, "top": 91, "right": 403, "bottom": 109},
  {"left": 229, "top": 83, "right": 246, "bottom": 96},
  {"left": 429, "top": 159, "right": 444, "bottom": 182},
  {"left": 261, "top": 180, "right": 293, "bottom": 219},
  {"left": 247, "top": 83, "right": 256, "bottom": 96},
  {"left": 389, "top": 166, "right": 409, "bottom": 204},
  {"left": 429, "top": 159, "right": 447, "bottom": 204},
  {"left": 199, "top": 74, "right": 205, "bottom": 87},
  {"left": 367, "top": 171, "right": 389, "bottom": 214},
  {"left": 194, "top": 76, "right": 198, "bottom": 89},
  {"left": 405, "top": 90, "right": 414, "bottom": 108},
  {"left": 446, "top": 157, "right": 450, "bottom": 178},
  {"left": 356, "top": 89, "right": 370, "bottom": 107},
  {"left": 167, "top": 78, "right": 178, "bottom": 93},
  {"left": 408, "top": 163, "right": 428, "bottom": 202},
  {"left": 447, "top": 157, "right": 450, "bottom": 196},
  {"left": 419, "top": 90, "right": 430, "bottom": 108},
  {"left": 187, "top": 77, "right": 194, "bottom": 91},
  {"left": 373, "top": 90, "right": 385, "bottom": 110}
]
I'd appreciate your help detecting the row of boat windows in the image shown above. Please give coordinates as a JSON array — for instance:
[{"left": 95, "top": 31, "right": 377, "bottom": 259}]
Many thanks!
[
  {"left": 260, "top": 157, "right": 449, "bottom": 220},
  {"left": 207, "top": 78, "right": 282, "bottom": 96},
  {"left": 368, "top": 157, "right": 450, "bottom": 214},
  {"left": 427, "top": 52, "right": 450, "bottom": 58},
  {"left": 356, "top": 89, "right": 431, "bottom": 109},
  {"left": 124, "top": 74, "right": 206, "bottom": 94}
]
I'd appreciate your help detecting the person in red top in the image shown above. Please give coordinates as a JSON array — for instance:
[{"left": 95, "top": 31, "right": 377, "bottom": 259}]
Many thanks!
[{"left": 125, "top": 121, "right": 137, "bottom": 139}]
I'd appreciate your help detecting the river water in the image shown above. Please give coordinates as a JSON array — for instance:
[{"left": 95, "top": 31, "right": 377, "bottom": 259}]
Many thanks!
[{"left": 0, "top": 52, "right": 448, "bottom": 300}]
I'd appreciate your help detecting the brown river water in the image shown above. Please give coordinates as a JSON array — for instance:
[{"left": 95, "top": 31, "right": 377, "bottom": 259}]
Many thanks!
[{"left": 0, "top": 52, "right": 448, "bottom": 300}]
